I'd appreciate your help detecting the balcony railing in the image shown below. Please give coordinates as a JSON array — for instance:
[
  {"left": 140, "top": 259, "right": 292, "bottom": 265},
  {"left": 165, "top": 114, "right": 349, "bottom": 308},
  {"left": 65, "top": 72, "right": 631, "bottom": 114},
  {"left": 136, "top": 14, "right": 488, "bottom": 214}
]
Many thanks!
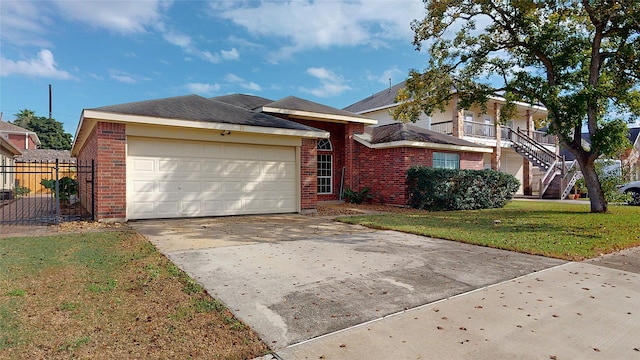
[
  {"left": 464, "top": 121, "right": 495, "bottom": 138},
  {"left": 431, "top": 121, "right": 452, "bottom": 135},
  {"left": 532, "top": 130, "right": 556, "bottom": 145},
  {"left": 429, "top": 120, "right": 557, "bottom": 146}
]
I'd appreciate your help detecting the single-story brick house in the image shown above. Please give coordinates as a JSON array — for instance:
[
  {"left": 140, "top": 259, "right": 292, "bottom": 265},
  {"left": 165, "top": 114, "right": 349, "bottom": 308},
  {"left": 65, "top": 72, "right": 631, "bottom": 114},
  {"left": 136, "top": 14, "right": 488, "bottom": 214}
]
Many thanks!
[{"left": 71, "top": 94, "right": 490, "bottom": 222}]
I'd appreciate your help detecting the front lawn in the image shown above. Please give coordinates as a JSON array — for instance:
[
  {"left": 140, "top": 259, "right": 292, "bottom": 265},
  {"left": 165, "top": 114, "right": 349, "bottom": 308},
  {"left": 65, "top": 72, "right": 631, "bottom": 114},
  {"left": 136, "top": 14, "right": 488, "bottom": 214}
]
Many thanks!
[
  {"left": 0, "top": 230, "right": 269, "bottom": 359},
  {"left": 337, "top": 201, "right": 640, "bottom": 260}
]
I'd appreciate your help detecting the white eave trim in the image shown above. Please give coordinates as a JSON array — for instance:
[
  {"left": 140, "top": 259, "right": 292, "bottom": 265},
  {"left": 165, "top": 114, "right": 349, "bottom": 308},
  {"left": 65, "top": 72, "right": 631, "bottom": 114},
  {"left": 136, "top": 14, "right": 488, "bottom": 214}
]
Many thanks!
[
  {"left": 71, "top": 110, "right": 329, "bottom": 156},
  {"left": 353, "top": 134, "right": 493, "bottom": 153},
  {"left": 261, "top": 106, "right": 377, "bottom": 125},
  {"left": 352, "top": 103, "right": 399, "bottom": 115},
  {"left": 0, "top": 136, "right": 21, "bottom": 156}
]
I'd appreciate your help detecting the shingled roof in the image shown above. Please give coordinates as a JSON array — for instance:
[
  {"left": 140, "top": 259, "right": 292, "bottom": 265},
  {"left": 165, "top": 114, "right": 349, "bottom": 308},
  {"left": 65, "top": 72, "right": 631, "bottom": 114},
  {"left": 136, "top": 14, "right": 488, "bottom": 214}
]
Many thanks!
[
  {"left": 89, "top": 94, "right": 321, "bottom": 132},
  {"left": 343, "top": 81, "right": 406, "bottom": 114},
  {"left": 211, "top": 94, "right": 274, "bottom": 110},
  {"left": 370, "top": 123, "right": 484, "bottom": 147},
  {"left": 262, "top": 96, "right": 376, "bottom": 124},
  {"left": 15, "top": 149, "right": 75, "bottom": 163}
]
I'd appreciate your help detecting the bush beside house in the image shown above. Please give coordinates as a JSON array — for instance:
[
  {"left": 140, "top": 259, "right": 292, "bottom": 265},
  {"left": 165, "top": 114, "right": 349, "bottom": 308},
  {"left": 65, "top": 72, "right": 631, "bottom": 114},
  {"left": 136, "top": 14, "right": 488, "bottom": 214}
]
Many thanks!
[{"left": 407, "top": 167, "right": 520, "bottom": 211}]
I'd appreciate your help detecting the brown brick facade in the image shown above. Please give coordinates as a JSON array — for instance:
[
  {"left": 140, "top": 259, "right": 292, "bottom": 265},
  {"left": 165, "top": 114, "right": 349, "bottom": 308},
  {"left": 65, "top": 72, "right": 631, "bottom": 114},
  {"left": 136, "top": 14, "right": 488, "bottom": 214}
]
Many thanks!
[
  {"left": 8, "top": 133, "right": 37, "bottom": 150},
  {"left": 300, "top": 138, "right": 318, "bottom": 211},
  {"left": 354, "top": 144, "right": 484, "bottom": 206},
  {"left": 76, "top": 122, "right": 126, "bottom": 221}
]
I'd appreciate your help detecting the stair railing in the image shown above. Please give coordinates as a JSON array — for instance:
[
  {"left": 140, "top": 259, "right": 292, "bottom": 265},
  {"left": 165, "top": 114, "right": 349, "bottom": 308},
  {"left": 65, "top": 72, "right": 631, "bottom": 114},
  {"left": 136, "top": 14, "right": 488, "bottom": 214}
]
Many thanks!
[
  {"left": 560, "top": 160, "right": 583, "bottom": 199},
  {"left": 505, "top": 127, "right": 559, "bottom": 169}
]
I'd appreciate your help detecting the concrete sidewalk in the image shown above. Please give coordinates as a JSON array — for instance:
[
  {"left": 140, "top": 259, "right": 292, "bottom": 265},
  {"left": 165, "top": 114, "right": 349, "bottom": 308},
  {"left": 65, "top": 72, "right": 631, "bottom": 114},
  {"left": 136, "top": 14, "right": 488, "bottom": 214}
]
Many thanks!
[{"left": 276, "top": 261, "right": 640, "bottom": 360}]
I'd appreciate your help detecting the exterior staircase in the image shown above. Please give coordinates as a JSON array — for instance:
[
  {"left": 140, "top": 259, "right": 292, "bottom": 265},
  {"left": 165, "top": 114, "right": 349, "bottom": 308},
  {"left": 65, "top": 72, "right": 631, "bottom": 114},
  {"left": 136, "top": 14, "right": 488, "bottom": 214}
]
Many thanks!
[{"left": 505, "top": 127, "right": 581, "bottom": 199}]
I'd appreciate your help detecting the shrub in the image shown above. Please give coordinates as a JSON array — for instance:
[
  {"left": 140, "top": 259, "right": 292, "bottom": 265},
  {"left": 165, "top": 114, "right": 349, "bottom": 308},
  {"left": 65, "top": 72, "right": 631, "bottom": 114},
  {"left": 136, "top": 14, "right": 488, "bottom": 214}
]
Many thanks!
[
  {"left": 14, "top": 185, "right": 31, "bottom": 198},
  {"left": 40, "top": 176, "right": 78, "bottom": 203},
  {"left": 343, "top": 187, "right": 373, "bottom": 204},
  {"left": 406, "top": 167, "right": 520, "bottom": 211}
]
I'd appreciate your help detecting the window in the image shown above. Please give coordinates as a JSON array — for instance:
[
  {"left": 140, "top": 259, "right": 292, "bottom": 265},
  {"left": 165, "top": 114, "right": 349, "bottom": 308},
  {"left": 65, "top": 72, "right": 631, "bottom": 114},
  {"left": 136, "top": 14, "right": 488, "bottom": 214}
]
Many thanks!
[
  {"left": 317, "top": 139, "right": 332, "bottom": 194},
  {"left": 317, "top": 138, "right": 332, "bottom": 151},
  {"left": 433, "top": 152, "right": 460, "bottom": 169}
]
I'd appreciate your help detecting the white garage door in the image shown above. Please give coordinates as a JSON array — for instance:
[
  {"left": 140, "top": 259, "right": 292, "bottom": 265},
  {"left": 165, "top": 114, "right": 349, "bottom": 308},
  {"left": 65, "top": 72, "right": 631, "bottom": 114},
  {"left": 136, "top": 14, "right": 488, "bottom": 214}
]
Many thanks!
[{"left": 127, "top": 137, "right": 297, "bottom": 219}]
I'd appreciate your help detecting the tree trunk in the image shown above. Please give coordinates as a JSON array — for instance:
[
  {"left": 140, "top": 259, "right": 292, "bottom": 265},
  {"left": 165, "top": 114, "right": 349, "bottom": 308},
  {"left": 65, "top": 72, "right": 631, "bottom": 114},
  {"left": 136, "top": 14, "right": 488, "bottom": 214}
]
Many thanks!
[{"left": 577, "top": 157, "right": 608, "bottom": 213}]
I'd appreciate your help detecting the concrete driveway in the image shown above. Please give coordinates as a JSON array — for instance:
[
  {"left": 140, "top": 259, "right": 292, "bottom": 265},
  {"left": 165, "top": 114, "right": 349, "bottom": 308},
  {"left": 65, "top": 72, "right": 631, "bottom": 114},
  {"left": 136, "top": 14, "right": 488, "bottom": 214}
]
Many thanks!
[{"left": 131, "top": 214, "right": 565, "bottom": 350}]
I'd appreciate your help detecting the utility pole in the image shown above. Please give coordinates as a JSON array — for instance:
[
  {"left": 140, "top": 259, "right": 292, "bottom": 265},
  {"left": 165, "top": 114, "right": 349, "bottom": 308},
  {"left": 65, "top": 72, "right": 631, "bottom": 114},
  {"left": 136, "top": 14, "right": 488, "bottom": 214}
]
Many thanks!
[{"left": 49, "top": 84, "right": 52, "bottom": 121}]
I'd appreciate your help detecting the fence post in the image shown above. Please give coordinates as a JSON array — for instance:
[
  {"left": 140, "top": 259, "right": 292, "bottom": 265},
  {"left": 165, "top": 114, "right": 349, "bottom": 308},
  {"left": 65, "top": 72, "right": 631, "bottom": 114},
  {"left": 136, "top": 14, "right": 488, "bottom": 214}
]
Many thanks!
[{"left": 55, "top": 159, "right": 61, "bottom": 224}]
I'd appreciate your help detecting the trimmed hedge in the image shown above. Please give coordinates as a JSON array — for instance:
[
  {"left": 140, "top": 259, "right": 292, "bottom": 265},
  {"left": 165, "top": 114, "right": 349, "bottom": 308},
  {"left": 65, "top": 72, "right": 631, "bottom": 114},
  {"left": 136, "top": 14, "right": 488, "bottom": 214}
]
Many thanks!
[{"left": 406, "top": 167, "right": 520, "bottom": 211}]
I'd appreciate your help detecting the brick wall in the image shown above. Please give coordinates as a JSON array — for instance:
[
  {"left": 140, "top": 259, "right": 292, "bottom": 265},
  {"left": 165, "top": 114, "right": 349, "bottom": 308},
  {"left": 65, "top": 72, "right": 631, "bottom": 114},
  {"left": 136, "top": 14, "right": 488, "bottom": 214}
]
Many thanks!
[
  {"left": 8, "top": 134, "right": 36, "bottom": 150},
  {"left": 76, "top": 122, "right": 126, "bottom": 221},
  {"left": 286, "top": 119, "right": 349, "bottom": 201},
  {"left": 354, "top": 144, "right": 484, "bottom": 206},
  {"left": 300, "top": 138, "right": 318, "bottom": 211}
]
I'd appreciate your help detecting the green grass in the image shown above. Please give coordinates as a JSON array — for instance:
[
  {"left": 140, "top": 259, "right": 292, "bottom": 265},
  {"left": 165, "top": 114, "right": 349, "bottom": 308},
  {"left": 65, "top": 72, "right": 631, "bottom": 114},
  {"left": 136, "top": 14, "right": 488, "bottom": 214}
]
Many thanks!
[{"left": 338, "top": 201, "right": 640, "bottom": 260}]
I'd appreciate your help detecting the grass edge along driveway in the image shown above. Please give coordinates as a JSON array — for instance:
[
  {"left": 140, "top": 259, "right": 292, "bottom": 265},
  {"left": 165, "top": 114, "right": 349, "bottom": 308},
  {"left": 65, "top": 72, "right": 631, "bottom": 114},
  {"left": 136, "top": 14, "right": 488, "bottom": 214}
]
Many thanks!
[
  {"left": 337, "top": 201, "right": 640, "bottom": 261},
  {"left": 0, "top": 230, "right": 270, "bottom": 360}
]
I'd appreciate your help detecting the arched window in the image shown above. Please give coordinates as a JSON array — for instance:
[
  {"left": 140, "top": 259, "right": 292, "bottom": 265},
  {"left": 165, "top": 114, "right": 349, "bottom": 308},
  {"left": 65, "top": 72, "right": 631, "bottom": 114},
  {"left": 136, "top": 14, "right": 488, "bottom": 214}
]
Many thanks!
[
  {"left": 317, "top": 139, "right": 332, "bottom": 194},
  {"left": 317, "top": 138, "right": 332, "bottom": 151}
]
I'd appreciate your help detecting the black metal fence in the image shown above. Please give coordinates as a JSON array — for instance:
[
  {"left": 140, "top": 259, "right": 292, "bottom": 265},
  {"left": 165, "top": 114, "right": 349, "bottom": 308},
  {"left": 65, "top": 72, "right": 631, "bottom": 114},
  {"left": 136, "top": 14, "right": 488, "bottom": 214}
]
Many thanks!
[{"left": 0, "top": 160, "right": 94, "bottom": 226}]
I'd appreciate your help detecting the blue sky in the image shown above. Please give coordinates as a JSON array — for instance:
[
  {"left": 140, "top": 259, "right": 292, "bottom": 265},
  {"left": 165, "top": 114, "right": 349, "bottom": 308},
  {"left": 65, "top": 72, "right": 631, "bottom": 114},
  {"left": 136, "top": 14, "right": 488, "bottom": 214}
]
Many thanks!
[{"left": 0, "top": 0, "right": 427, "bottom": 134}]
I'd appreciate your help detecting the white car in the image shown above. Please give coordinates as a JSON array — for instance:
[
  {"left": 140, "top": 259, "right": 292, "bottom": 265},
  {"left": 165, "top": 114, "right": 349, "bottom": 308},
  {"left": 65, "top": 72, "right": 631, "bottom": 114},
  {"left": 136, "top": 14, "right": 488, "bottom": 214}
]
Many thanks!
[{"left": 619, "top": 181, "right": 640, "bottom": 206}]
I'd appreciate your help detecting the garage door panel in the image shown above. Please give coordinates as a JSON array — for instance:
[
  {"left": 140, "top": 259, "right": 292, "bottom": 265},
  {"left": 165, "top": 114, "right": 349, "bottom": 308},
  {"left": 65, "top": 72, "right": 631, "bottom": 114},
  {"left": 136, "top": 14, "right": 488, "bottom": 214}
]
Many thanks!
[{"left": 128, "top": 138, "right": 297, "bottom": 219}]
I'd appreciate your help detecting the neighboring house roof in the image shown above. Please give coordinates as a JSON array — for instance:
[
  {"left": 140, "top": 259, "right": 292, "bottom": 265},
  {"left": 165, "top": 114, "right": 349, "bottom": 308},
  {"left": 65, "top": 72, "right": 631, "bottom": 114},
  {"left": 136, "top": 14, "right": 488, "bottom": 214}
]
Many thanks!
[
  {"left": 15, "top": 149, "right": 74, "bottom": 163},
  {"left": 354, "top": 123, "right": 492, "bottom": 153},
  {"left": 0, "top": 120, "right": 41, "bottom": 148},
  {"left": 211, "top": 94, "right": 274, "bottom": 110},
  {"left": 0, "top": 136, "right": 21, "bottom": 156},
  {"left": 343, "top": 81, "right": 407, "bottom": 114},
  {"left": 344, "top": 81, "right": 548, "bottom": 116},
  {"left": 261, "top": 96, "right": 377, "bottom": 124}
]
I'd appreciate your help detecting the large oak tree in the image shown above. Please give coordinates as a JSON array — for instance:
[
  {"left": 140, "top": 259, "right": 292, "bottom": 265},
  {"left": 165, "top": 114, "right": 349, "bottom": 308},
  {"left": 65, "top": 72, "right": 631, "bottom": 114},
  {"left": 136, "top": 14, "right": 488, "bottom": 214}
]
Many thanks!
[{"left": 394, "top": 0, "right": 639, "bottom": 213}]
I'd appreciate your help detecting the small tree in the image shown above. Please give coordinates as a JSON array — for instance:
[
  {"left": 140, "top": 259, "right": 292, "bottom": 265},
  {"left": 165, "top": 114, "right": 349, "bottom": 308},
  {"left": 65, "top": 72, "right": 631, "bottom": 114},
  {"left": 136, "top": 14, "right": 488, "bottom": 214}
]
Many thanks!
[
  {"left": 394, "top": 0, "right": 639, "bottom": 213},
  {"left": 11, "top": 109, "right": 72, "bottom": 150}
]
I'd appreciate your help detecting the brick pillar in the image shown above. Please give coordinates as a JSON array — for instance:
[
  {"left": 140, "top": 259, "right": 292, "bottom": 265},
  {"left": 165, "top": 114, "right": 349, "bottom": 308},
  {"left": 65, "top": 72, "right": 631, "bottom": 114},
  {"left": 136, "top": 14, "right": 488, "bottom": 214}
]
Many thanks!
[
  {"left": 344, "top": 122, "right": 365, "bottom": 192},
  {"left": 452, "top": 94, "right": 464, "bottom": 138},
  {"left": 95, "top": 122, "right": 126, "bottom": 221},
  {"left": 523, "top": 109, "right": 534, "bottom": 195},
  {"left": 491, "top": 103, "right": 501, "bottom": 170},
  {"left": 300, "top": 138, "right": 318, "bottom": 212}
]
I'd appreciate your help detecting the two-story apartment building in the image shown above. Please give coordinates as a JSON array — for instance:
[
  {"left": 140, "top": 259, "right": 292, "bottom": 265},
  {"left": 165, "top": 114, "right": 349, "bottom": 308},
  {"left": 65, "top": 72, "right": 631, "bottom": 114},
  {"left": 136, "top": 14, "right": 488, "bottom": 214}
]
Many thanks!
[{"left": 345, "top": 81, "right": 567, "bottom": 198}]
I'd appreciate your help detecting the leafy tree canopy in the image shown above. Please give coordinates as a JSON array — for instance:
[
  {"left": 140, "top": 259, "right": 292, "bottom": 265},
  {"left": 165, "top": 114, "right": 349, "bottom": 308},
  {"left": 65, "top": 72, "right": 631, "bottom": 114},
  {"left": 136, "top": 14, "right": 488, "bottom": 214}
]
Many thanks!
[
  {"left": 394, "top": 0, "right": 640, "bottom": 212},
  {"left": 11, "top": 109, "right": 72, "bottom": 150}
]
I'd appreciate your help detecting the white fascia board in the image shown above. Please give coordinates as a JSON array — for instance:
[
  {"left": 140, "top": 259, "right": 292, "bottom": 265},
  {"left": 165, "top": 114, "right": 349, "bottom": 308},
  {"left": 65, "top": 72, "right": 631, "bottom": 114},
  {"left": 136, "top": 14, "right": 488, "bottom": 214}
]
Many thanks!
[
  {"left": 261, "top": 106, "right": 377, "bottom": 125},
  {"left": 353, "top": 103, "right": 399, "bottom": 115},
  {"left": 353, "top": 134, "right": 493, "bottom": 153},
  {"left": 487, "top": 95, "right": 548, "bottom": 113},
  {"left": 0, "top": 137, "right": 21, "bottom": 156}
]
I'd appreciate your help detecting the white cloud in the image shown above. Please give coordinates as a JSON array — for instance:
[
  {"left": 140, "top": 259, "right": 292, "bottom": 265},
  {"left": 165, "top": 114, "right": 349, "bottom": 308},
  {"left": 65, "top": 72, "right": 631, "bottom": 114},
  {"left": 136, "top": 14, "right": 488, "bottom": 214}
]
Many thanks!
[
  {"left": 52, "top": 0, "right": 172, "bottom": 34},
  {"left": 109, "top": 69, "right": 148, "bottom": 84},
  {"left": 300, "top": 67, "right": 351, "bottom": 97},
  {"left": 370, "top": 67, "right": 404, "bottom": 86},
  {"left": 184, "top": 82, "right": 221, "bottom": 96},
  {"left": 225, "top": 74, "right": 262, "bottom": 91},
  {"left": 213, "top": 0, "right": 423, "bottom": 61},
  {"left": 221, "top": 48, "right": 240, "bottom": 61},
  {"left": 0, "top": 50, "right": 73, "bottom": 79},
  {"left": 163, "top": 29, "right": 239, "bottom": 64},
  {"left": 0, "top": 1, "right": 54, "bottom": 47}
]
